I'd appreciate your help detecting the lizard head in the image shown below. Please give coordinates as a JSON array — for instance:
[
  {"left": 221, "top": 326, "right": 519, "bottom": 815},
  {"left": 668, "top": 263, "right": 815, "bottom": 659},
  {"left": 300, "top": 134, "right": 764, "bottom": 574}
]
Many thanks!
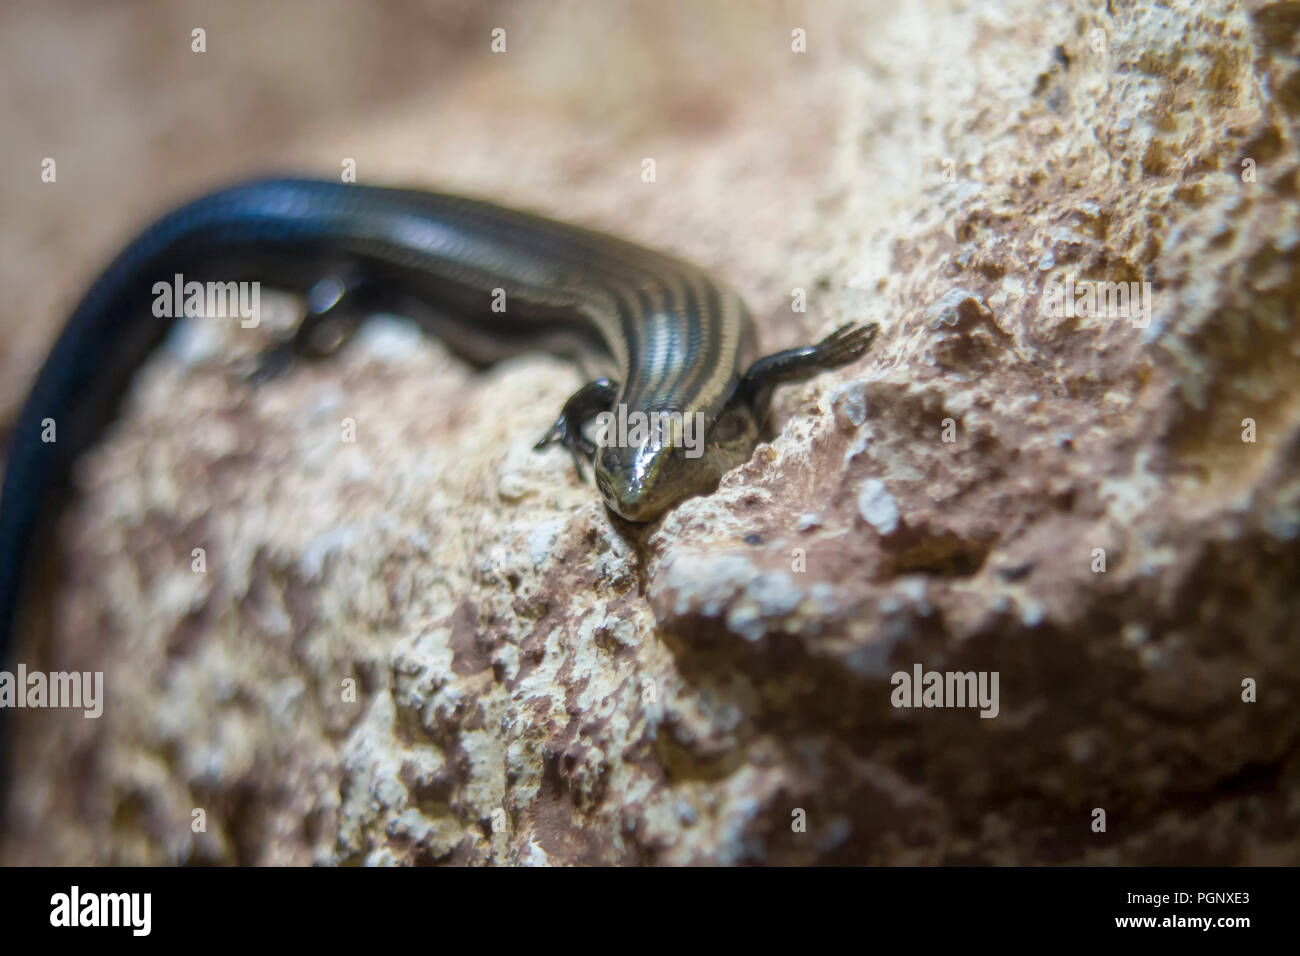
[{"left": 592, "top": 400, "right": 759, "bottom": 521}]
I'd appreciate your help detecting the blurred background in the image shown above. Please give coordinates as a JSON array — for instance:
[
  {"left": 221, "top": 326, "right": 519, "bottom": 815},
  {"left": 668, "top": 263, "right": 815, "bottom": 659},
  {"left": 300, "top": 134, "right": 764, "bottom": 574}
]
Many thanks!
[{"left": 0, "top": 0, "right": 876, "bottom": 420}]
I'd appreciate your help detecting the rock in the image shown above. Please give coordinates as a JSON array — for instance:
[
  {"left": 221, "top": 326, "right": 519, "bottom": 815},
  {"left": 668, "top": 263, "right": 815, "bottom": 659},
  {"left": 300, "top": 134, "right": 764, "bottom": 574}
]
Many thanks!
[{"left": 857, "top": 478, "right": 902, "bottom": 535}]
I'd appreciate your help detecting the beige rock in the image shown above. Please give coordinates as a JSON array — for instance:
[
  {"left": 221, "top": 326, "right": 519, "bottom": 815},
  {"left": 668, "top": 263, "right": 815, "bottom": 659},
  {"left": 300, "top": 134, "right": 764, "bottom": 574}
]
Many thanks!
[{"left": 1, "top": 0, "right": 1297, "bottom": 864}]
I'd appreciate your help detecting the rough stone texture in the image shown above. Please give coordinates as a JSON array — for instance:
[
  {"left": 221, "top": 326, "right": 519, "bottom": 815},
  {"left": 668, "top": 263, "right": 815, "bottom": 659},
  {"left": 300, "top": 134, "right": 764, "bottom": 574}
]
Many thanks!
[{"left": 2, "top": 0, "right": 1298, "bottom": 864}]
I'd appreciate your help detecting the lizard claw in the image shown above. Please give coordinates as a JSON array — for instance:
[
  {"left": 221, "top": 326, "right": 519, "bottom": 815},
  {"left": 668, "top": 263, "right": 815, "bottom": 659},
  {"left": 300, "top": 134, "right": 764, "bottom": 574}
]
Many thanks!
[{"left": 812, "top": 321, "right": 880, "bottom": 367}]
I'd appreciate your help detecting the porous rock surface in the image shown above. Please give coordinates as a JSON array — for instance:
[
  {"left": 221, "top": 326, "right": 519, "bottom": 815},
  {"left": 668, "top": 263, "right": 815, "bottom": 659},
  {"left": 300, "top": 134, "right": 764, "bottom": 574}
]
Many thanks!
[{"left": 2, "top": 0, "right": 1298, "bottom": 864}]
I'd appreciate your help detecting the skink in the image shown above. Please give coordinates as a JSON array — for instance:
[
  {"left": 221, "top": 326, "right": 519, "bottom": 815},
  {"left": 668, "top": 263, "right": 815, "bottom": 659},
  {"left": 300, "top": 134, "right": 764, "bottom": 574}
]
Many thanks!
[{"left": 0, "top": 177, "right": 877, "bottom": 669}]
